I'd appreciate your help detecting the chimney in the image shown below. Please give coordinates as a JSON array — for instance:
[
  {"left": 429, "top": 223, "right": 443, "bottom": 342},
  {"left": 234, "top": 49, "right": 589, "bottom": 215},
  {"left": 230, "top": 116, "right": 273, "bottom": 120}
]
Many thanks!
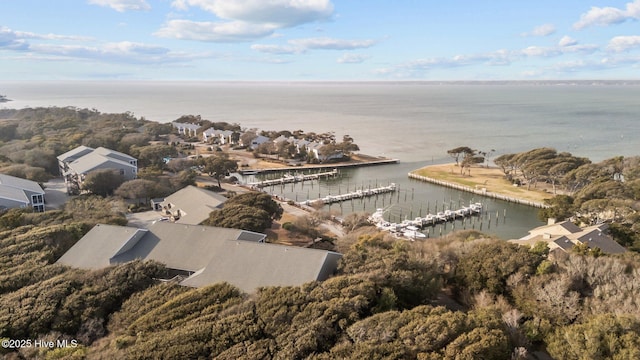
[{"left": 547, "top": 218, "right": 557, "bottom": 225}]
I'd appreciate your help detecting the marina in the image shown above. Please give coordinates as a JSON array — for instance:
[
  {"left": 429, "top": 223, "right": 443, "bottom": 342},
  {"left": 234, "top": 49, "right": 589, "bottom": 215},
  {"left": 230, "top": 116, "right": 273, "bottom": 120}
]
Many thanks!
[{"left": 368, "top": 203, "right": 484, "bottom": 240}]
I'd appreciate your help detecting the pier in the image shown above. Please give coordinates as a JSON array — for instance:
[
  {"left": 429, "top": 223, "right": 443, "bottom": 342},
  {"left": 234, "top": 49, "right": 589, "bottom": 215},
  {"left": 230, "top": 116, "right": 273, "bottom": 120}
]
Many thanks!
[
  {"left": 299, "top": 183, "right": 397, "bottom": 206},
  {"left": 239, "top": 158, "right": 399, "bottom": 175},
  {"left": 247, "top": 169, "right": 338, "bottom": 188}
]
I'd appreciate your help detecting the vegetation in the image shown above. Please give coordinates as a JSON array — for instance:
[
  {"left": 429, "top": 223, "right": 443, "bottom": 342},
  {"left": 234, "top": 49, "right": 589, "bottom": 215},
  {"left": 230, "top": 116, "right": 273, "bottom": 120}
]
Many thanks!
[
  {"left": 495, "top": 148, "right": 640, "bottom": 251},
  {"left": 2, "top": 109, "right": 640, "bottom": 358},
  {"left": 203, "top": 192, "right": 283, "bottom": 232}
]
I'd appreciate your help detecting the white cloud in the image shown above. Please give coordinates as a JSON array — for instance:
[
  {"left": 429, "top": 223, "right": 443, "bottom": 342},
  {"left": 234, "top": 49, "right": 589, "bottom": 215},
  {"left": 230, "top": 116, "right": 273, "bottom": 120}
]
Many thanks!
[
  {"left": 522, "top": 23, "right": 556, "bottom": 37},
  {"left": 251, "top": 37, "right": 377, "bottom": 55},
  {"left": 558, "top": 36, "right": 578, "bottom": 47},
  {"left": 250, "top": 44, "right": 301, "bottom": 54},
  {"left": 288, "top": 37, "right": 376, "bottom": 50},
  {"left": 337, "top": 53, "right": 370, "bottom": 64},
  {"left": 573, "top": 0, "right": 640, "bottom": 30},
  {"left": 0, "top": 26, "right": 92, "bottom": 50},
  {"left": 88, "top": 0, "right": 151, "bottom": 12},
  {"left": 163, "top": 0, "right": 334, "bottom": 42},
  {"left": 155, "top": 20, "right": 277, "bottom": 42},
  {"left": 520, "top": 46, "right": 561, "bottom": 57},
  {"left": 171, "top": 0, "right": 333, "bottom": 27},
  {"left": 607, "top": 35, "right": 640, "bottom": 52}
]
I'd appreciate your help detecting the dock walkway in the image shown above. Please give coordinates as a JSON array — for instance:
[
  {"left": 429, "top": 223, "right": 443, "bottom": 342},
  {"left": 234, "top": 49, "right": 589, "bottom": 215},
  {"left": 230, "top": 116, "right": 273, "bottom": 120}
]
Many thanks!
[
  {"left": 239, "top": 158, "right": 399, "bottom": 175},
  {"left": 247, "top": 169, "right": 338, "bottom": 188},
  {"left": 298, "top": 183, "right": 397, "bottom": 206}
]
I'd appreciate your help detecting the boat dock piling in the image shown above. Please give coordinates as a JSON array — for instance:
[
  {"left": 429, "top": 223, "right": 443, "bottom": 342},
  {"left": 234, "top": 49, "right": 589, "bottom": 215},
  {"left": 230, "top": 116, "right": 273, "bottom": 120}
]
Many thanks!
[{"left": 247, "top": 168, "right": 338, "bottom": 188}]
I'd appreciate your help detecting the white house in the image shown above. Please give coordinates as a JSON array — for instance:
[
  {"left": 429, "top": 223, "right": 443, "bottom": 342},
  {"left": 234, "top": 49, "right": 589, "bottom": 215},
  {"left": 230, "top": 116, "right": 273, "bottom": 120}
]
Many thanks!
[
  {"left": 172, "top": 122, "right": 201, "bottom": 137},
  {"left": 202, "top": 129, "right": 235, "bottom": 145},
  {"left": 0, "top": 173, "right": 46, "bottom": 212},
  {"left": 57, "top": 146, "right": 138, "bottom": 194}
]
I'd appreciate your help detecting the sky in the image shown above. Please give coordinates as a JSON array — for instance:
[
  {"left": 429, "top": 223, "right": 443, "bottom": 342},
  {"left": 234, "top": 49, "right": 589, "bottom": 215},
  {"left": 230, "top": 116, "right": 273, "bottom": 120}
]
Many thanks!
[{"left": 1, "top": 0, "right": 640, "bottom": 81}]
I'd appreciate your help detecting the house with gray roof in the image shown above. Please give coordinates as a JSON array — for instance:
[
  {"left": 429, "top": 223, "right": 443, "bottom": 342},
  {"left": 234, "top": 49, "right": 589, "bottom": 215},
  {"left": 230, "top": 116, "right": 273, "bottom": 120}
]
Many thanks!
[
  {"left": 511, "top": 219, "right": 626, "bottom": 255},
  {"left": 0, "top": 173, "right": 46, "bottom": 212},
  {"left": 57, "top": 222, "right": 342, "bottom": 293},
  {"left": 57, "top": 146, "right": 138, "bottom": 194},
  {"left": 160, "top": 185, "right": 228, "bottom": 225},
  {"left": 172, "top": 121, "right": 201, "bottom": 137},
  {"left": 202, "top": 129, "right": 235, "bottom": 144}
]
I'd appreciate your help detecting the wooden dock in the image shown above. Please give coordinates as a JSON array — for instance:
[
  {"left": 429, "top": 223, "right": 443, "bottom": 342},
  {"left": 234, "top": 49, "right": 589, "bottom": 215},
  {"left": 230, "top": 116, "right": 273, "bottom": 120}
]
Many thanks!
[
  {"left": 298, "top": 183, "right": 397, "bottom": 206},
  {"left": 239, "top": 158, "right": 399, "bottom": 175},
  {"left": 247, "top": 169, "right": 338, "bottom": 188}
]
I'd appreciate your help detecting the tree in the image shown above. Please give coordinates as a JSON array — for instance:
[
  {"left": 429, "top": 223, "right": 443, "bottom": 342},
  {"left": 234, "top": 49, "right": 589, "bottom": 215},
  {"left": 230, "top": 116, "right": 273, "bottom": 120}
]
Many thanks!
[
  {"left": 134, "top": 144, "right": 177, "bottom": 168},
  {"left": 199, "top": 154, "right": 238, "bottom": 188},
  {"left": 460, "top": 151, "right": 484, "bottom": 175},
  {"left": 204, "top": 204, "right": 273, "bottom": 232},
  {"left": 538, "top": 195, "right": 575, "bottom": 222},
  {"left": 447, "top": 146, "right": 474, "bottom": 166},
  {"left": 115, "top": 179, "right": 164, "bottom": 204},
  {"left": 225, "top": 192, "right": 283, "bottom": 221},
  {"left": 83, "top": 169, "right": 125, "bottom": 197}
]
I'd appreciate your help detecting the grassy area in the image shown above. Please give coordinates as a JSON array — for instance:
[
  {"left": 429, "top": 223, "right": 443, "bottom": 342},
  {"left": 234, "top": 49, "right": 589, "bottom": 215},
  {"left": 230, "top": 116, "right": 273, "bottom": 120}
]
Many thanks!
[{"left": 411, "top": 163, "right": 553, "bottom": 204}]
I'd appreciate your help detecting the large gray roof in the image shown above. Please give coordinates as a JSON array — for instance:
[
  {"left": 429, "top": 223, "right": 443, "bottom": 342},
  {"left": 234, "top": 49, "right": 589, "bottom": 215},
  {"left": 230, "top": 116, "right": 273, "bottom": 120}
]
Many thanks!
[
  {"left": 66, "top": 151, "right": 135, "bottom": 175},
  {"left": 161, "top": 185, "right": 227, "bottom": 225},
  {"left": 180, "top": 241, "right": 342, "bottom": 292},
  {"left": 57, "top": 145, "right": 95, "bottom": 162},
  {"left": 57, "top": 222, "right": 340, "bottom": 292},
  {"left": 0, "top": 173, "right": 45, "bottom": 194},
  {"left": 56, "top": 224, "right": 149, "bottom": 269}
]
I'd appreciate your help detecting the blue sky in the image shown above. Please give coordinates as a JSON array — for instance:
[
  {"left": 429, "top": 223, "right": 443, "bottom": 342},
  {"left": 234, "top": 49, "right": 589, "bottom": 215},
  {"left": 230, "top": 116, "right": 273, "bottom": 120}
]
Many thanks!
[{"left": 1, "top": 0, "right": 639, "bottom": 80}]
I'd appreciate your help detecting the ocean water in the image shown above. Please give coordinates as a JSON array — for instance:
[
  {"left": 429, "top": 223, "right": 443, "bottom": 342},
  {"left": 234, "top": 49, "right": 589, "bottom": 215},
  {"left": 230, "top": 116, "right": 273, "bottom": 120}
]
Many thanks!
[{"left": 3, "top": 81, "right": 639, "bottom": 238}]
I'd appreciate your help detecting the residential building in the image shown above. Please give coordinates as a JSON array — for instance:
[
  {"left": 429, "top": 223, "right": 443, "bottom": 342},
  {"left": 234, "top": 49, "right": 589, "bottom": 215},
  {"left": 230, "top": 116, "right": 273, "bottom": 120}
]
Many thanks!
[
  {"left": 159, "top": 185, "right": 228, "bottom": 225},
  {"left": 172, "top": 121, "right": 201, "bottom": 137},
  {"left": 57, "top": 222, "right": 342, "bottom": 293},
  {"left": 511, "top": 219, "right": 627, "bottom": 254},
  {"left": 0, "top": 173, "right": 46, "bottom": 212},
  {"left": 202, "top": 129, "right": 235, "bottom": 144},
  {"left": 57, "top": 146, "right": 138, "bottom": 194}
]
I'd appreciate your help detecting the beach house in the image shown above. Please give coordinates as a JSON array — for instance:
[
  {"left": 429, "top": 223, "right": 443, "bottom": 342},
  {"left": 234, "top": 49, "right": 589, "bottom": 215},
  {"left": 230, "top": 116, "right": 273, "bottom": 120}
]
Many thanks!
[{"left": 0, "top": 173, "right": 46, "bottom": 212}]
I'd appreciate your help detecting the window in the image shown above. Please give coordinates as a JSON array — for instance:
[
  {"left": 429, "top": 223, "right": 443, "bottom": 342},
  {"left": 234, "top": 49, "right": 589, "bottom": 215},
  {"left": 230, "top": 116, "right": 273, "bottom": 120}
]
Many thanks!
[{"left": 119, "top": 169, "right": 125, "bottom": 175}]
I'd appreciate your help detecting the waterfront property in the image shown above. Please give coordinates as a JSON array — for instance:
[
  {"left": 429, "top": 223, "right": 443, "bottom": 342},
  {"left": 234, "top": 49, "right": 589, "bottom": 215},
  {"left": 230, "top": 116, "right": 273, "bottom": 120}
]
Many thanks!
[
  {"left": 57, "top": 222, "right": 342, "bottom": 292},
  {"left": 511, "top": 219, "right": 626, "bottom": 254},
  {"left": 57, "top": 146, "right": 138, "bottom": 194},
  {"left": 202, "top": 128, "right": 235, "bottom": 144},
  {"left": 0, "top": 173, "right": 46, "bottom": 212}
]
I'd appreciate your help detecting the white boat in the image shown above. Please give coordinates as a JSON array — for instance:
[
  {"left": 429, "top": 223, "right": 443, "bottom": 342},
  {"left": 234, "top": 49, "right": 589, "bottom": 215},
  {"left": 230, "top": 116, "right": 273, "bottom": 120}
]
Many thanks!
[{"left": 402, "top": 226, "right": 426, "bottom": 240}]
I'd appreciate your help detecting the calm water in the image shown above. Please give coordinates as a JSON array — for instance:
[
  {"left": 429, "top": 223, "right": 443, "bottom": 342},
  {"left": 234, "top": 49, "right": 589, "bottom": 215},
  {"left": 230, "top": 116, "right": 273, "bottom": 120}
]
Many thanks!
[{"left": 4, "top": 81, "right": 640, "bottom": 238}]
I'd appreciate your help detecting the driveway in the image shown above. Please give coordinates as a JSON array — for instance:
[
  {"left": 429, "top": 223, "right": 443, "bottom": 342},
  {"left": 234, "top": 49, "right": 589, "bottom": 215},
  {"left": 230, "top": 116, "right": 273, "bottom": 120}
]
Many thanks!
[{"left": 44, "top": 178, "right": 70, "bottom": 210}]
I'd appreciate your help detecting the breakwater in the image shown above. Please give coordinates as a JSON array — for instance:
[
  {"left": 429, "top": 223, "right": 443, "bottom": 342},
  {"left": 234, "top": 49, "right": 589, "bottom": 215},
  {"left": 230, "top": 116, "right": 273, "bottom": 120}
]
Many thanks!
[{"left": 407, "top": 172, "right": 549, "bottom": 208}]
